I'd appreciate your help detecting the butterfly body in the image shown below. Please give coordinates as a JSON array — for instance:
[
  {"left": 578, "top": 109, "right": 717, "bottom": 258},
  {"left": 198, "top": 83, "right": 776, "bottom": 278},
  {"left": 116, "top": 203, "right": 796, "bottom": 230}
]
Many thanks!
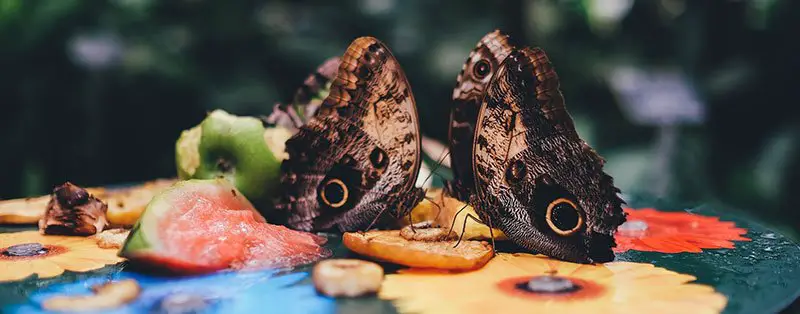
[
  {"left": 277, "top": 37, "right": 424, "bottom": 232},
  {"left": 470, "top": 47, "right": 626, "bottom": 264}
]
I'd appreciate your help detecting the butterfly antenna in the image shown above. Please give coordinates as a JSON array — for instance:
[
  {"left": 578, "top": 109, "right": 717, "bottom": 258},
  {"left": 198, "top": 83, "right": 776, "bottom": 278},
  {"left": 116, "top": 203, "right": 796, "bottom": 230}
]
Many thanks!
[
  {"left": 420, "top": 150, "right": 451, "bottom": 187},
  {"left": 406, "top": 207, "right": 416, "bottom": 233}
]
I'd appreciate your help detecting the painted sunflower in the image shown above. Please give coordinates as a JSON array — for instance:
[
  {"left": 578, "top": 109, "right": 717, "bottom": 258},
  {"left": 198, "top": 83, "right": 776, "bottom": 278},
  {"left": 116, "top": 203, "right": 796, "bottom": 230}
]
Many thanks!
[
  {"left": 380, "top": 253, "right": 727, "bottom": 314},
  {"left": 614, "top": 208, "right": 751, "bottom": 253},
  {"left": 0, "top": 231, "right": 124, "bottom": 282}
]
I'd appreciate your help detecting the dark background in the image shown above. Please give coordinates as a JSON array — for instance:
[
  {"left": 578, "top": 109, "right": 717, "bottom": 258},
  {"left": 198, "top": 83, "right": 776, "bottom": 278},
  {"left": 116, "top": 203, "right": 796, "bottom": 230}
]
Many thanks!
[{"left": 1, "top": 0, "right": 798, "bottom": 238}]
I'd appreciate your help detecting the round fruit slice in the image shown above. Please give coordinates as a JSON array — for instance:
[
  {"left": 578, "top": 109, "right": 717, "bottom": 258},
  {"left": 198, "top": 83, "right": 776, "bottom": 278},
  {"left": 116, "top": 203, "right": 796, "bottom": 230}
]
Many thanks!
[
  {"left": 343, "top": 230, "right": 494, "bottom": 271},
  {"left": 120, "top": 179, "right": 329, "bottom": 274}
]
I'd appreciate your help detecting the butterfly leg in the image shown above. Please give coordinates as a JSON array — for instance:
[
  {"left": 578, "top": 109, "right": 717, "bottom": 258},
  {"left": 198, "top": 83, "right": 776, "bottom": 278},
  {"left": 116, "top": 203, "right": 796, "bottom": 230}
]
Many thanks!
[
  {"left": 446, "top": 203, "right": 470, "bottom": 237},
  {"left": 453, "top": 213, "right": 485, "bottom": 249},
  {"left": 423, "top": 195, "right": 444, "bottom": 226},
  {"left": 364, "top": 206, "right": 389, "bottom": 231},
  {"left": 406, "top": 207, "right": 416, "bottom": 233},
  {"left": 448, "top": 204, "right": 470, "bottom": 248}
]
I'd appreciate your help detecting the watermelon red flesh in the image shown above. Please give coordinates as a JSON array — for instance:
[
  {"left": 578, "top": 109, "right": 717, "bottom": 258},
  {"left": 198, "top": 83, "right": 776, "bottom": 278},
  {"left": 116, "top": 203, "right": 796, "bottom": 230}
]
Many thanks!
[{"left": 125, "top": 179, "right": 329, "bottom": 273}]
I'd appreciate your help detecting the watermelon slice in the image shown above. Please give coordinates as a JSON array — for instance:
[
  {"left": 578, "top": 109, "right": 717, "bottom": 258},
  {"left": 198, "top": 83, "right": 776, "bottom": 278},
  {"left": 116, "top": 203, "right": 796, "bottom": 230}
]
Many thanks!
[{"left": 120, "top": 179, "right": 329, "bottom": 274}]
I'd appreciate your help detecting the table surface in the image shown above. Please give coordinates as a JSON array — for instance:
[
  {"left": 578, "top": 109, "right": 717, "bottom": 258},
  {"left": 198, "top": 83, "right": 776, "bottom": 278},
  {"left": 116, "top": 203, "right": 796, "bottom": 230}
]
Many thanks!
[{"left": 1, "top": 194, "right": 798, "bottom": 314}]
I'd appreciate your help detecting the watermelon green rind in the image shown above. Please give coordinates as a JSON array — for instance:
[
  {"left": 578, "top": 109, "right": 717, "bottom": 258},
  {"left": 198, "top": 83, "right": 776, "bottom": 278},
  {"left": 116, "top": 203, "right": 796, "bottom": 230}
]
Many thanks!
[
  {"left": 119, "top": 220, "right": 150, "bottom": 254},
  {"left": 119, "top": 179, "right": 262, "bottom": 262}
]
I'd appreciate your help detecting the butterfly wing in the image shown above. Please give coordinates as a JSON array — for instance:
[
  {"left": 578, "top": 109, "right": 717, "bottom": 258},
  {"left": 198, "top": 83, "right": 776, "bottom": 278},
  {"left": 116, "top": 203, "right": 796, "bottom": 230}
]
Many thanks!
[
  {"left": 277, "top": 37, "right": 423, "bottom": 232},
  {"left": 266, "top": 56, "right": 341, "bottom": 131},
  {"left": 446, "top": 30, "right": 515, "bottom": 201},
  {"left": 472, "top": 48, "right": 626, "bottom": 263}
]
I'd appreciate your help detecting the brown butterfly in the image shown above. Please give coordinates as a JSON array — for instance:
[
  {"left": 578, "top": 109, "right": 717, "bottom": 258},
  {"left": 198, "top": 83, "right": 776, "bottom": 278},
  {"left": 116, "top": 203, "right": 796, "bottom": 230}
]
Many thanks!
[
  {"left": 446, "top": 30, "right": 515, "bottom": 202},
  {"left": 275, "top": 37, "right": 424, "bottom": 232},
  {"left": 469, "top": 47, "right": 626, "bottom": 264},
  {"left": 265, "top": 56, "right": 342, "bottom": 133}
]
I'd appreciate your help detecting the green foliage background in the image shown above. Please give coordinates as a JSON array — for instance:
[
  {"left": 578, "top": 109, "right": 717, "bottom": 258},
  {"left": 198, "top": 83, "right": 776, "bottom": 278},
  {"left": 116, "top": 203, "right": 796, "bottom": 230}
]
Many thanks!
[{"left": 0, "top": 0, "right": 798, "bottom": 237}]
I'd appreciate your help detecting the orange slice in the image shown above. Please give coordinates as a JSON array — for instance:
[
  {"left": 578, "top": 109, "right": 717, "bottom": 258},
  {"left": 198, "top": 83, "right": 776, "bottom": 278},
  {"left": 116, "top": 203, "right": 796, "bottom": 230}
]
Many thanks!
[{"left": 343, "top": 230, "right": 493, "bottom": 270}]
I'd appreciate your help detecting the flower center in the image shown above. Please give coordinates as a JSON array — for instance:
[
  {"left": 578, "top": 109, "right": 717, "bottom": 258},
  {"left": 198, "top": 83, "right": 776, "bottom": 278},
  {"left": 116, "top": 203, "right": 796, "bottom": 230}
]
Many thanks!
[
  {"left": 497, "top": 276, "right": 605, "bottom": 301},
  {"left": 617, "top": 220, "right": 649, "bottom": 237},
  {"left": 3, "top": 243, "right": 47, "bottom": 257},
  {"left": 519, "top": 276, "right": 579, "bottom": 294},
  {"left": 154, "top": 293, "right": 215, "bottom": 313},
  {"left": 0, "top": 243, "right": 66, "bottom": 260}
]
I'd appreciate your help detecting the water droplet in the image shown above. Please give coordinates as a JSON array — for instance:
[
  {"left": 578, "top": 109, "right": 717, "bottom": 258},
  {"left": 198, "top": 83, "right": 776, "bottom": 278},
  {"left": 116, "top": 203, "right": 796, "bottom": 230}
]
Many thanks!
[
  {"left": 524, "top": 276, "right": 578, "bottom": 293},
  {"left": 617, "top": 220, "right": 648, "bottom": 237}
]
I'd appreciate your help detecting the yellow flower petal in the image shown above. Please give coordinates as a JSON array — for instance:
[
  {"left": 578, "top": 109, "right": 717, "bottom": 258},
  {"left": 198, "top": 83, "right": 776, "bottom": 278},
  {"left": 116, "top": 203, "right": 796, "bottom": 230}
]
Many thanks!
[
  {"left": 0, "top": 261, "right": 36, "bottom": 282},
  {"left": 0, "top": 231, "right": 125, "bottom": 282},
  {"left": 381, "top": 253, "right": 727, "bottom": 314},
  {"left": 0, "top": 231, "right": 43, "bottom": 248},
  {"left": 47, "top": 237, "right": 95, "bottom": 246},
  {"left": 29, "top": 260, "right": 65, "bottom": 279},
  {"left": 58, "top": 253, "right": 123, "bottom": 266},
  {"left": 48, "top": 255, "right": 108, "bottom": 272}
]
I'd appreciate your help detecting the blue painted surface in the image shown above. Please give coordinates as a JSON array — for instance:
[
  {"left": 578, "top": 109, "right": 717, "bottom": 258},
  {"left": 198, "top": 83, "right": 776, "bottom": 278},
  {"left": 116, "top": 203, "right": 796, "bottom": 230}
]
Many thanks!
[{"left": 6, "top": 270, "right": 335, "bottom": 314}]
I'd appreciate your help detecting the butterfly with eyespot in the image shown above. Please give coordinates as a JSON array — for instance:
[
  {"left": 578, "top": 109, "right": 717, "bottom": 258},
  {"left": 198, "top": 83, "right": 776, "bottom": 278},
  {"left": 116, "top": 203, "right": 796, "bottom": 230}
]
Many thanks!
[
  {"left": 445, "top": 30, "right": 516, "bottom": 202},
  {"left": 439, "top": 30, "right": 626, "bottom": 263},
  {"left": 274, "top": 37, "right": 424, "bottom": 232},
  {"left": 463, "top": 46, "right": 627, "bottom": 264}
]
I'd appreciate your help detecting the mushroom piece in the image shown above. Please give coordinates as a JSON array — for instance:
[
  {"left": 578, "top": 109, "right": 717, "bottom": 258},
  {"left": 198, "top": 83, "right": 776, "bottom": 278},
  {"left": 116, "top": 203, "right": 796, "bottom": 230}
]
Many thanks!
[{"left": 39, "top": 182, "right": 108, "bottom": 236}]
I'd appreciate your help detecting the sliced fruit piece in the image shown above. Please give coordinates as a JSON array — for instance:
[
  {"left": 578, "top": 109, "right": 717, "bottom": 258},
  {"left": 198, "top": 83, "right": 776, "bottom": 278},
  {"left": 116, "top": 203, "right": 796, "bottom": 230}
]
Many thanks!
[
  {"left": 0, "top": 196, "right": 49, "bottom": 224},
  {"left": 105, "top": 179, "right": 177, "bottom": 227},
  {"left": 406, "top": 189, "right": 507, "bottom": 241},
  {"left": 400, "top": 222, "right": 455, "bottom": 241},
  {"left": 343, "top": 230, "right": 493, "bottom": 271},
  {"left": 175, "top": 110, "right": 291, "bottom": 214},
  {"left": 313, "top": 259, "right": 384, "bottom": 297},
  {"left": 0, "top": 179, "right": 174, "bottom": 226},
  {"left": 92, "top": 229, "right": 131, "bottom": 249},
  {"left": 0, "top": 186, "right": 105, "bottom": 225},
  {"left": 120, "top": 179, "right": 329, "bottom": 275}
]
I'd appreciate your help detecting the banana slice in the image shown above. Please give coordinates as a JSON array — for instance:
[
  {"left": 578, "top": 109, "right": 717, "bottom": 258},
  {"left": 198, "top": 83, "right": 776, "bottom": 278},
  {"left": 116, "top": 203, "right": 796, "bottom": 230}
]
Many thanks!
[
  {"left": 312, "top": 259, "right": 384, "bottom": 297},
  {"left": 42, "top": 279, "right": 140, "bottom": 311}
]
